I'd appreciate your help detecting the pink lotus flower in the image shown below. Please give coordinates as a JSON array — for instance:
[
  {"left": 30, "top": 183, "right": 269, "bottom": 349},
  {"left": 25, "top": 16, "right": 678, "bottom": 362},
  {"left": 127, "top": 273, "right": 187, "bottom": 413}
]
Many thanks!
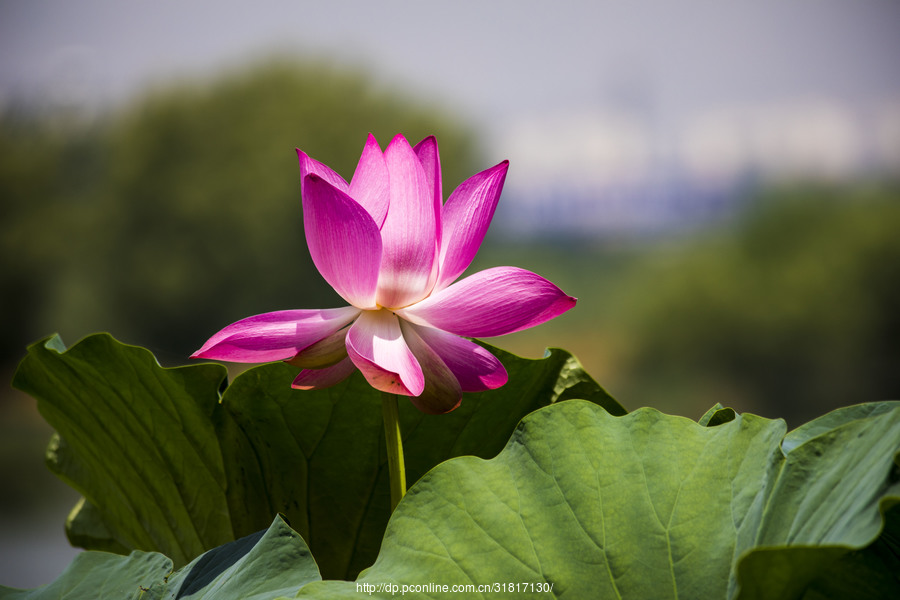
[{"left": 193, "top": 134, "right": 575, "bottom": 413}]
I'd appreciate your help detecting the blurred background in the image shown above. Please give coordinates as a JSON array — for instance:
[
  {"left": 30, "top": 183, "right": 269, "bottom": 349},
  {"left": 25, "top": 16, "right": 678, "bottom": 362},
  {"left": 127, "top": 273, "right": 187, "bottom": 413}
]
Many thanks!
[{"left": 2, "top": 0, "right": 899, "bottom": 588}]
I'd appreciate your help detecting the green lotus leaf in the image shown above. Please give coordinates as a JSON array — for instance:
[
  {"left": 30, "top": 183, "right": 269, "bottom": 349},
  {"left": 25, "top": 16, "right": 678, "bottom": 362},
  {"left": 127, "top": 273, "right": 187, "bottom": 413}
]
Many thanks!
[
  {"left": 144, "top": 516, "right": 319, "bottom": 600},
  {"left": 12, "top": 333, "right": 622, "bottom": 579},
  {"left": 13, "top": 334, "right": 232, "bottom": 566},
  {"left": 0, "top": 550, "right": 171, "bottom": 600},
  {"left": 296, "top": 400, "right": 900, "bottom": 599},
  {"left": 5, "top": 397, "right": 897, "bottom": 598},
  {"left": 0, "top": 517, "right": 317, "bottom": 600}
]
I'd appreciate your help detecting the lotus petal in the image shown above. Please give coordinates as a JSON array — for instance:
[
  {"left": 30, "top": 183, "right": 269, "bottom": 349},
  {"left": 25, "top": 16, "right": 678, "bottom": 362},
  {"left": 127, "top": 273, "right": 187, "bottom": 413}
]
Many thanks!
[
  {"left": 400, "top": 321, "right": 463, "bottom": 414},
  {"left": 297, "top": 149, "right": 349, "bottom": 193},
  {"left": 409, "top": 324, "right": 507, "bottom": 392},
  {"left": 375, "top": 134, "right": 437, "bottom": 309},
  {"left": 348, "top": 133, "right": 390, "bottom": 227},
  {"left": 302, "top": 175, "right": 382, "bottom": 309},
  {"left": 346, "top": 310, "right": 424, "bottom": 396},
  {"left": 291, "top": 357, "right": 357, "bottom": 390},
  {"left": 191, "top": 307, "right": 360, "bottom": 363},
  {"left": 435, "top": 161, "right": 508, "bottom": 291},
  {"left": 398, "top": 267, "right": 576, "bottom": 338},
  {"left": 285, "top": 327, "right": 349, "bottom": 369}
]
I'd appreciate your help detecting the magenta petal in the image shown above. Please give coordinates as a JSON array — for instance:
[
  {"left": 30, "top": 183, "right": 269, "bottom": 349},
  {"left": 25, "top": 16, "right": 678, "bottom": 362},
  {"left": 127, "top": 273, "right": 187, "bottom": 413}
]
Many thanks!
[
  {"left": 397, "top": 267, "right": 576, "bottom": 338},
  {"left": 297, "top": 149, "right": 349, "bottom": 193},
  {"left": 285, "top": 327, "right": 349, "bottom": 368},
  {"left": 292, "top": 357, "right": 357, "bottom": 390},
  {"left": 345, "top": 310, "right": 424, "bottom": 396},
  {"left": 436, "top": 161, "right": 509, "bottom": 291},
  {"left": 191, "top": 306, "right": 360, "bottom": 363},
  {"left": 375, "top": 134, "right": 437, "bottom": 309},
  {"left": 303, "top": 174, "right": 382, "bottom": 309},
  {"left": 399, "top": 321, "right": 462, "bottom": 414},
  {"left": 349, "top": 134, "right": 390, "bottom": 227},
  {"left": 408, "top": 324, "right": 507, "bottom": 392},
  {"left": 412, "top": 135, "right": 443, "bottom": 222}
]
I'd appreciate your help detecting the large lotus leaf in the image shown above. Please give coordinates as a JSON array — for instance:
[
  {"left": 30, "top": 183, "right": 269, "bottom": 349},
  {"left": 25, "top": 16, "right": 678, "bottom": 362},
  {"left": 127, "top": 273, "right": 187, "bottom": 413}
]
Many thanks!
[
  {"left": 63, "top": 495, "right": 131, "bottom": 555},
  {"left": 795, "top": 504, "right": 900, "bottom": 600},
  {"left": 295, "top": 400, "right": 900, "bottom": 599},
  {"left": 699, "top": 402, "right": 737, "bottom": 427},
  {"left": 0, "top": 517, "right": 318, "bottom": 600},
  {"left": 13, "top": 333, "right": 622, "bottom": 579},
  {"left": 12, "top": 334, "right": 232, "bottom": 566},
  {"left": 144, "top": 516, "right": 320, "bottom": 600},
  {"left": 780, "top": 401, "right": 900, "bottom": 453},
  {"left": 219, "top": 343, "right": 622, "bottom": 579},
  {"left": 734, "top": 401, "right": 900, "bottom": 599},
  {"left": 0, "top": 551, "right": 171, "bottom": 600},
  {"left": 5, "top": 400, "right": 898, "bottom": 598}
]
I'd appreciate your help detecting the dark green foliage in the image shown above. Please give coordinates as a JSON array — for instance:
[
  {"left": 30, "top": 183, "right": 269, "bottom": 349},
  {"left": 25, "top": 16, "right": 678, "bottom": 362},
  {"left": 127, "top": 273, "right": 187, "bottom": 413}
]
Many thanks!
[
  {"left": 3, "top": 359, "right": 898, "bottom": 599},
  {"left": 13, "top": 333, "right": 621, "bottom": 579},
  {"left": 621, "top": 184, "right": 900, "bottom": 423},
  {"left": 480, "top": 183, "right": 900, "bottom": 425},
  {"left": 0, "top": 59, "right": 476, "bottom": 364}
]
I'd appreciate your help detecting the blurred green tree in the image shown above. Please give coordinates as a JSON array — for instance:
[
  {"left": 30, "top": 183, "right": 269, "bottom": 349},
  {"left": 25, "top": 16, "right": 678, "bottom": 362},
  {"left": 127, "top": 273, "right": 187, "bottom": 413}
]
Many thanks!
[
  {"left": 1, "top": 59, "right": 476, "bottom": 365},
  {"left": 621, "top": 183, "right": 900, "bottom": 425}
]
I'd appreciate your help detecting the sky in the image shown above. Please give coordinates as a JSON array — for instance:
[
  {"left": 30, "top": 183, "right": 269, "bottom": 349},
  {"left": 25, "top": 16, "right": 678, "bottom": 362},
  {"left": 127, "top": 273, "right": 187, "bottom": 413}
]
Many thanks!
[
  {"left": 1, "top": 0, "right": 899, "bottom": 217},
  {"left": 2, "top": 1, "right": 898, "bottom": 120}
]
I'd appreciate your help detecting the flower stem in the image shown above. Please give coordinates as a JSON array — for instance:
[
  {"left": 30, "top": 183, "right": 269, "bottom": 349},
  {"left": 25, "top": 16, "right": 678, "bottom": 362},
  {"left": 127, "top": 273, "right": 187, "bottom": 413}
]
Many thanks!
[{"left": 381, "top": 392, "right": 407, "bottom": 511}]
